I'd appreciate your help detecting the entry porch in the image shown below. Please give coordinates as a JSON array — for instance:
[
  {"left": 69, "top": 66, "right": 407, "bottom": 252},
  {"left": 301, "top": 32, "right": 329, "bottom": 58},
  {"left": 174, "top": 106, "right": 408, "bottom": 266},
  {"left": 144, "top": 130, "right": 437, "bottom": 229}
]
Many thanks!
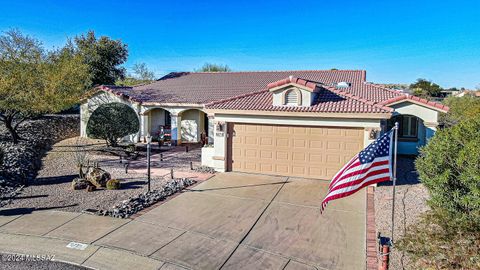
[{"left": 139, "top": 106, "right": 214, "bottom": 146}]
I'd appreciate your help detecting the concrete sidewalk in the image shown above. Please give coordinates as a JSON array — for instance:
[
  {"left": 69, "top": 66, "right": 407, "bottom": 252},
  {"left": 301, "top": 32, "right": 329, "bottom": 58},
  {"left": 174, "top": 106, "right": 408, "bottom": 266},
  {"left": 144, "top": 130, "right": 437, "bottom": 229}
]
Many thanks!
[
  {"left": 0, "top": 212, "right": 178, "bottom": 270},
  {"left": 0, "top": 173, "right": 366, "bottom": 270}
]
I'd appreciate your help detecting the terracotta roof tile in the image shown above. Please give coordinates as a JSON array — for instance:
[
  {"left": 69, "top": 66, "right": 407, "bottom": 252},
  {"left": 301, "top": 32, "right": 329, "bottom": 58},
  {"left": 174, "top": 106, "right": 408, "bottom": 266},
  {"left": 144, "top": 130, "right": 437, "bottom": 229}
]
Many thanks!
[
  {"left": 267, "top": 76, "right": 317, "bottom": 90},
  {"left": 207, "top": 87, "right": 393, "bottom": 114},
  {"left": 108, "top": 70, "right": 366, "bottom": 104},
  {"left": 379, "top": 94, "right": 450, "bottom": 112},
  {"left": 96, "top": 70, "right": 448, "bottom": 114}
]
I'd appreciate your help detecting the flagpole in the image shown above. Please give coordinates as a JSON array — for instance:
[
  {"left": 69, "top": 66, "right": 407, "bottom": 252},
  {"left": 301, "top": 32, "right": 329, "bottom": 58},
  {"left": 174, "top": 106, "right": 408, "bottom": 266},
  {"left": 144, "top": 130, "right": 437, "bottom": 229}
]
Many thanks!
[{"left": 391, "top": 122, "right": 399, "bottom": 246}]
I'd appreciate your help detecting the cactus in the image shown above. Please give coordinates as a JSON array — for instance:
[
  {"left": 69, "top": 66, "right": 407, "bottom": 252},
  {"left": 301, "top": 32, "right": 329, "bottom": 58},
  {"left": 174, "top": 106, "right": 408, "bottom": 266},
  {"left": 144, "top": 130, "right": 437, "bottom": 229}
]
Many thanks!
[{"left": 106, "top": 179, "right": 121, "bottom": 190}]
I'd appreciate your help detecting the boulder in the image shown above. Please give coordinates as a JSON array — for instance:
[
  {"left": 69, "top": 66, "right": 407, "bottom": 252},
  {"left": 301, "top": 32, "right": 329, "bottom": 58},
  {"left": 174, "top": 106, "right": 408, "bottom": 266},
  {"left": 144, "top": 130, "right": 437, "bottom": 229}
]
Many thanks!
[
  {"left": 71, "top": 178, "right": 90, "bottom": 190},
  {"left": 86, "top": 168, "right": 111, "bottom": 188}
]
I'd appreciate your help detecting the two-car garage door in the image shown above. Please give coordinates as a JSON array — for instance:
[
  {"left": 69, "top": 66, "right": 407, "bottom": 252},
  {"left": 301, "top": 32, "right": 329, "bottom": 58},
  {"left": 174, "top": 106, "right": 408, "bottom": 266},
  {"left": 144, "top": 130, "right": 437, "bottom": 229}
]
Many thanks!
[{"left": 228, "top": 123, "right": 364, "bottom": 180}]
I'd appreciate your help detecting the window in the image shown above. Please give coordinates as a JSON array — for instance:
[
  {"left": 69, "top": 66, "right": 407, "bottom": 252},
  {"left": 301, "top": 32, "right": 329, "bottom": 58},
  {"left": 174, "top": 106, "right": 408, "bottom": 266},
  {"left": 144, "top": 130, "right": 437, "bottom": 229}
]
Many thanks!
[
  {"left": 388, "top": 115, "right": 419, "bottom": 139},
  {"left": 285, "top": 90, "right": 299, "bottom": 105},
  {"left": 401, "top": 116, "right": 418, "bottom": 138}
]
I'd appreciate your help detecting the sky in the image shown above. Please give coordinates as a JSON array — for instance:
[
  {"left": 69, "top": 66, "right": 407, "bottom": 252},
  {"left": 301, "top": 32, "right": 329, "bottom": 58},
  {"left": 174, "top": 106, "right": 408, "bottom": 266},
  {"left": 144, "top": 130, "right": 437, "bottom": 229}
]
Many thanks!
[{"left": 1, "top": 0, "right": 479, "bottom": 89}]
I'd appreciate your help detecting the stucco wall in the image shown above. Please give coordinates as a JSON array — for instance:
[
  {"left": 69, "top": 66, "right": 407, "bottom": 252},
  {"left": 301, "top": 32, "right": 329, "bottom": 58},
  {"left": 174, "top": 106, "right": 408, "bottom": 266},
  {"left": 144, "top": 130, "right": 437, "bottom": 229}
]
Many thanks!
[
  {"left": 391, "top": 102, "right": 439, "bottom": 123},
  {"left": 390, "top": 101, "right": 440, "bottom": 155},
  {"left": 149, "top": 109, "right": 166, "bottom": 135},
  {"left": 139, "top": 106, "right": 205, "bottom": 144},
  {"left": 180, "top": 109, "right": 206, "bottom": 143}
]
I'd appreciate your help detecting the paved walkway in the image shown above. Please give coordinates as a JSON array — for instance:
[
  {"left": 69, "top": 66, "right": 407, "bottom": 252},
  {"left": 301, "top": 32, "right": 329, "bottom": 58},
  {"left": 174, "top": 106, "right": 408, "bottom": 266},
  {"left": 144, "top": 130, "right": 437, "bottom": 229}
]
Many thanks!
[{"left": 0, "top": 173, "right": 366, "bottom": 270}]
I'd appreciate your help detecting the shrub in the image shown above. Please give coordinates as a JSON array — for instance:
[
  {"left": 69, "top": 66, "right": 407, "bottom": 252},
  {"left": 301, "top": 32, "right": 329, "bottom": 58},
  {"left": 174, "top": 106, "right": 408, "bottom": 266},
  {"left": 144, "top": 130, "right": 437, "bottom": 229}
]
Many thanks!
[
  {"left": 398, "top": 117, "right": 480, "bottom": 269},
  {"left": 416, "top": 117, "right": 480, "bottom": 222},
  {"left": 440, "top": 96, "right": 480, "bottom": 127},
  {"left": 106, "top": 179, "right": 121, "bottom": 190},
  {"left": 125, "top": 144, "right": 136, "bottom": 157},
  {"left": 86, "top": 103, "right": 139, "bottom": 147}
]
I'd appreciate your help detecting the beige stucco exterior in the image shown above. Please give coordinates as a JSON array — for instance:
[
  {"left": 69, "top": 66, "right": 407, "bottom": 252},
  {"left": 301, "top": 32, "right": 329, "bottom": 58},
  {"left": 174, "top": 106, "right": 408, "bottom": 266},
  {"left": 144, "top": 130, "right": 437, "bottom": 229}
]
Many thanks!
[
  {"left": 81, "top": 88, "right": 446, "bottom": 178},
  {"left": 388, "top": 100, "right": 441, "bottom": 155}
]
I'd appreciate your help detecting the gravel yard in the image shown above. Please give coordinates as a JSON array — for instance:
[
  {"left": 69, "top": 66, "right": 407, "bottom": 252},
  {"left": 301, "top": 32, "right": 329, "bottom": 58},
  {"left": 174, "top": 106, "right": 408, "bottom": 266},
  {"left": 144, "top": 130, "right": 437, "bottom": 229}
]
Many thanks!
[
  {"left": 375, "top": 156, "right": 429, "bottom": 270},
  {"left": 2, "top": 137, "right": 203, "bottom": 214}
]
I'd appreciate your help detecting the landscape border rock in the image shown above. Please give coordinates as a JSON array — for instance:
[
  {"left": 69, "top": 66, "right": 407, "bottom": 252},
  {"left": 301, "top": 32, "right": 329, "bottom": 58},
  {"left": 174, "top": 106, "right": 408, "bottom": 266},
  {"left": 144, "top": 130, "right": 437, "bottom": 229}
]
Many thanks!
[
  {"left": 194, "top": 165, "right": 216, "bottom": 174},
  {"left": 95, "top": 178, "right": 196, "bottom": 218}
]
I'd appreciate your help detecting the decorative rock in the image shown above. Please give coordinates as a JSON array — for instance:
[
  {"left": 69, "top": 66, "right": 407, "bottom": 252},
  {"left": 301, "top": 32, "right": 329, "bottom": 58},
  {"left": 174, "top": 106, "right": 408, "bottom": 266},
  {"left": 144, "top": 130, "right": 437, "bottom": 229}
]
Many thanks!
[
  {"left": 71, "top": 178, "right": 90, "bottom": 190},
  {"left": 0, "top": 177, "right": 23, "bottom": 207},
  {"left": 86, "top": 168, "right": 111, "bottom": 188},
  {"left": 194, "top": 165, "right": 216, "bottom": 174},
  {"left": 97, "top": 178, "right": 196, "bottom": 218}
]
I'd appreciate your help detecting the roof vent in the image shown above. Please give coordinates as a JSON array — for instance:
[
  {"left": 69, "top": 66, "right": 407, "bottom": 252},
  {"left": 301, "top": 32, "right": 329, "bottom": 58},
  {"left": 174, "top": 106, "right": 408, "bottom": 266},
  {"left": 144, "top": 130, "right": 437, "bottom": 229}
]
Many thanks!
[{"left": 336, "top": 82, "right": 351, "bottom": 88}]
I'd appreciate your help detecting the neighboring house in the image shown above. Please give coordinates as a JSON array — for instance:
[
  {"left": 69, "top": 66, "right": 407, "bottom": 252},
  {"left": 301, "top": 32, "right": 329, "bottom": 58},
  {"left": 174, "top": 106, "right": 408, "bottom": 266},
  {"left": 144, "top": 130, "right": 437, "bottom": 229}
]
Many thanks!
[
  {"left": 80, "top": 70, "right": 448, "bottom": 180},
  {"left": 453, "top": 89, "right": 480, "bottom": 98}
]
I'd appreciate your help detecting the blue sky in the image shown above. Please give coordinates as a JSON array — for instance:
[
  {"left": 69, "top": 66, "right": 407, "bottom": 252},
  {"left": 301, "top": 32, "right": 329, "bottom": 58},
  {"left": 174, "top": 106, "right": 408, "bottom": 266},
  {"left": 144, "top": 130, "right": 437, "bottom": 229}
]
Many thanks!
[{"left": 1, "top": 0, "right": 479, "bottom": 88}]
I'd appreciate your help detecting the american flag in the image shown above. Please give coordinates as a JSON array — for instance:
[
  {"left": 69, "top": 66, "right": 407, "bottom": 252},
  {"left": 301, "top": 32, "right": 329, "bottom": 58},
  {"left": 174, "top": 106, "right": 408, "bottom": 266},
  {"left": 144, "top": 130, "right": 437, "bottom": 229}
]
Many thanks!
[{"left": 321, "top": 129, "right": 394, "bottom": 213}]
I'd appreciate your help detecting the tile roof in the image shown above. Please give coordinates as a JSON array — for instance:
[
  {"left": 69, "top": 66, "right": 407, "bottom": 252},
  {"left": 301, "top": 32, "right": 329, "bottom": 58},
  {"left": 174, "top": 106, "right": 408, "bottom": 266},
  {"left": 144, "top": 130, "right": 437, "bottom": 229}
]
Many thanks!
[
  {"left": 267, "top": 76, "right": 317, "bottom": 91},
  {"left": 207, "top": 85, "right": 394, "bottom": 114},
  {"left": 379, "top": 94, "right": 450, "bottom": 112},
  {"left": 105, "top": 70, "right": 366, "bottom": 104},
  {"left": 96, "top": 70, "right": 448, "bottom": 114}
]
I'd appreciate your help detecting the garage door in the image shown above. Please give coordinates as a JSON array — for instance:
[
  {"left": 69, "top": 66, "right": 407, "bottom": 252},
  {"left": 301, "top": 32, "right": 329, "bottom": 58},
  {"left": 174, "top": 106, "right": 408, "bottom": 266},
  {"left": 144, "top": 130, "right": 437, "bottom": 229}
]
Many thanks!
[{"left": 228, "top": 123, "right": 364, "bottom": 179}]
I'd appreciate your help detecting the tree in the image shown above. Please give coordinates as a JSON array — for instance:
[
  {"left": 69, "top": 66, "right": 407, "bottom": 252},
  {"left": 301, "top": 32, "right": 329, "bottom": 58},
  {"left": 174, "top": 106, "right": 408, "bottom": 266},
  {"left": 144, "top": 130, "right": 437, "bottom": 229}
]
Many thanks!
[
  {"left": 0, "top": 29, "right": 90, "bottom": 143},
  {"left": 440, "top": 96, "right": 480, "bottom": 127},
  {"left": 410, "top": 78, "right": 443, "bottom": 98},
  {"left": 195, "top": 63, "right": 231, "bottom": 72},
  {"left": 74, "top": 31, "right": 128, "bottom": 86},
  {"left": 398, "top": 117, "right": 480, "bottom": 269},
  {"left": 116, "top": 63, "right": 156, "bottom": 86},
  {"left": 132, "top": 63, "right": 155, "bottom": 81},
  {"left": 86, "top": 103, "right": 139, "bottom": 147}
]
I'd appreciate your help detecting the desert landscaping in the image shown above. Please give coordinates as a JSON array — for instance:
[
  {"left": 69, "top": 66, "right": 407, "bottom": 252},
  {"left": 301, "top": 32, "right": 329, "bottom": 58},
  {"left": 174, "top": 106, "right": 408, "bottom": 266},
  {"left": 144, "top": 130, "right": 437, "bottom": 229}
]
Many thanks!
[{"left": 0, "top": 116, "right": 212, "bottom": 219}]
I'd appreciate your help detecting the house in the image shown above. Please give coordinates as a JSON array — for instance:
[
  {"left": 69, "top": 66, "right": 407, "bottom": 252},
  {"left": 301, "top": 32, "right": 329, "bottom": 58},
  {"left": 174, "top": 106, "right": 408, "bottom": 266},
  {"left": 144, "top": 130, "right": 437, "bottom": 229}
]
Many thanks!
[
  {"left": 80, "top": 70, "right": 448, "bottom": 180},
  {"left": 453, "top": 89, "right": 480, "bottom": 98}
]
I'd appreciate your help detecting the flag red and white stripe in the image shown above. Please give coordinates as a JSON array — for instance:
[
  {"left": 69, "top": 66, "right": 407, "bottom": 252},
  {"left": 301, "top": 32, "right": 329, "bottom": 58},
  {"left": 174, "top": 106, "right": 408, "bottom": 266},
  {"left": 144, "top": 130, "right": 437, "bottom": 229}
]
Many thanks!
[{"left": 321, "top": 130, "right": 394, "bottom": 213}]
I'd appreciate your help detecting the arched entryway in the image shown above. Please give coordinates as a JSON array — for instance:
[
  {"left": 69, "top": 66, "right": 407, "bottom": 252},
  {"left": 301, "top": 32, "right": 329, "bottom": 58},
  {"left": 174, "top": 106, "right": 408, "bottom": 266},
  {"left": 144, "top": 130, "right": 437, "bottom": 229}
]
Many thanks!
[
  {"left": 148, "top": 108, "right": 171, "bottom": 136},
  {"left": 387, "top": 114, "right": 425, "bottom": 155},
  {"left": 179, "top": 109, "right": 208, "bottom": 144}
]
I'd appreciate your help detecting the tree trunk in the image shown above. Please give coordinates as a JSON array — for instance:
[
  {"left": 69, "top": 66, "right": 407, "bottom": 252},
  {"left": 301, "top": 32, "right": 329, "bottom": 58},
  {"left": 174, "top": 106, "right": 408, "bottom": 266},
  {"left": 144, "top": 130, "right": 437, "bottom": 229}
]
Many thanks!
[{"left": 4, "top": 117, "right": 20, "bottom": 144}]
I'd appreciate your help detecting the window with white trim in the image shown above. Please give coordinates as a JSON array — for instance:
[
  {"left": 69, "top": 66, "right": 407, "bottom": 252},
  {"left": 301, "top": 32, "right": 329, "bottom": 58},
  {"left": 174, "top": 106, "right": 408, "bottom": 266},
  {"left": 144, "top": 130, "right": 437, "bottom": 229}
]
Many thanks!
[{"left": 285, "top": 90, "right": 298, "bottom": 105}]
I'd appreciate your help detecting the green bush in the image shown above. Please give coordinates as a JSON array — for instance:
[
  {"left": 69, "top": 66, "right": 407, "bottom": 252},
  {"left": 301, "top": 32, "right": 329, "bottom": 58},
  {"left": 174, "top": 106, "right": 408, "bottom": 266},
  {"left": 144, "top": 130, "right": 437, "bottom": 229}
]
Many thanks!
[
  {"left": 440, "top": 96, "right": 480, "bottom": 127},
  {"left": 416, "top": 117, "right": 480, "bottom": 222},
  {"left": 398, "top": 117, "right": 480, "bottom": 269},
  {"left": 106, "top": 179, "right": 121, "bottom": 190},
  {"left": 86, "top": 103, "right": 139, "bottom": 147}
]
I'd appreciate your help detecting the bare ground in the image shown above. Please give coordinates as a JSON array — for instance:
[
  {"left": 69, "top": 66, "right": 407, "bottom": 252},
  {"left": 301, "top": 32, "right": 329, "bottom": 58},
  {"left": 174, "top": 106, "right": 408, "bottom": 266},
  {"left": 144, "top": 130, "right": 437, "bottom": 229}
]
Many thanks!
[
  {"left": 375, "top": 157, "right": 430, "bottom": 270},
  {"left": 2, "top": 137, "right": 202, "bottom": 214}
]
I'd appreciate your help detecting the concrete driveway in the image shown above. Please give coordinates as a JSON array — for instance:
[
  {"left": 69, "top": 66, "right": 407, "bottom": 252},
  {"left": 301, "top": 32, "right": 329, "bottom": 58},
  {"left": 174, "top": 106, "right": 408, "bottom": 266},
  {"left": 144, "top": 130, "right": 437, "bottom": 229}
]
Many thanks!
[
  {"left": 133, "top": 173, "right": 366, "bottom": 270},
  {"left": 0, "top": 173, "right": 366, "bottom": 270}
]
